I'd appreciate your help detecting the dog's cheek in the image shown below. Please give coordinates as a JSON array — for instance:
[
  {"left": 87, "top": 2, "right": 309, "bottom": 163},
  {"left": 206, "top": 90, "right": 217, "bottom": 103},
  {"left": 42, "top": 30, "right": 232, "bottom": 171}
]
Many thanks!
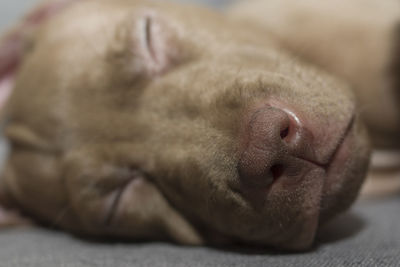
[
  {"left": 63, "top": 146, "right": 203, "bottom": 245},
  {"left": 109, "top": 175, "right": 204, "bottom": 245}
]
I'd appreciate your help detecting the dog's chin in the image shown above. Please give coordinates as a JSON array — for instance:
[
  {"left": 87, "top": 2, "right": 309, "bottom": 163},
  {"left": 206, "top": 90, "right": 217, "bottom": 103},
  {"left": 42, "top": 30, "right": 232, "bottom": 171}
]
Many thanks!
[
  {"left": 209, "top": 116, "right": 368, "bottom": 251},
  {"left": 279, "top": 119, "right": 364, "bottom": 251},
  {"left": 319, "top": 117, "right": 370, "bottom": 224}
]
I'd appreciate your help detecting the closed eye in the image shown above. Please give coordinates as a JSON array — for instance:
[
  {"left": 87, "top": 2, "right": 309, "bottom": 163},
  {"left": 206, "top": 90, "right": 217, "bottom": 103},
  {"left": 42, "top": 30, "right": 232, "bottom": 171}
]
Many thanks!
[
  {"left": 141, "top": 16, "right": 158, "bottom": 64},
  {"left": 144, "top": 16, "right": 157, "bottom": 63}
]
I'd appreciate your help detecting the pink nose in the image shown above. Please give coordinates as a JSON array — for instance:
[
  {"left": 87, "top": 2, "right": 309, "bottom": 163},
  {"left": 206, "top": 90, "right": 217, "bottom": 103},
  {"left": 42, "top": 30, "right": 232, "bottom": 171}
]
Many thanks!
[{"left": 238, "top": 105, "right": 316, "bottom": 190}]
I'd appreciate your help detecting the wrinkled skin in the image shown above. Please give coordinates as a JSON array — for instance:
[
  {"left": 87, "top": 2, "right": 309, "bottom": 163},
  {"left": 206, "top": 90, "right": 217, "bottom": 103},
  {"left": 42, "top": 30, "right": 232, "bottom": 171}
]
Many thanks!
[{"left": 0, "top": 0, "right": 370, "bottom": 250}]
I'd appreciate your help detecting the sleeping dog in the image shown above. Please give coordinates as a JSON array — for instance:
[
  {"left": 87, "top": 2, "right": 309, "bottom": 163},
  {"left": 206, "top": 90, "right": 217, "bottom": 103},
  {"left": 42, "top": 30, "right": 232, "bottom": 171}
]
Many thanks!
[{"left": 0, "top": 0, "right": 397, "bottom": 250}]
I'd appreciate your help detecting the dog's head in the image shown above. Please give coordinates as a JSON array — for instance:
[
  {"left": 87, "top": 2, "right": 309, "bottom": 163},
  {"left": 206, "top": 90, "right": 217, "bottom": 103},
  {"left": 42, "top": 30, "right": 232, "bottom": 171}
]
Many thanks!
[{"left": 0, "top": 0, "right": 370, "bottom": 250}]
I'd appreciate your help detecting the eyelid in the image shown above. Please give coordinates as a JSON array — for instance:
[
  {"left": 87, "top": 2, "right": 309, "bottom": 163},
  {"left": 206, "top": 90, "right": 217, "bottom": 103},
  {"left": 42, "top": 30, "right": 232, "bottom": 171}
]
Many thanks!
[
  {"left": 135, "top": 12, "right": 173, "bottom": 75},
  {"left": 140, "top": 16, "right": 157, "bottom": 65},
  {"left": 107, "top": 10, "right": 184, "bottom": 79}
]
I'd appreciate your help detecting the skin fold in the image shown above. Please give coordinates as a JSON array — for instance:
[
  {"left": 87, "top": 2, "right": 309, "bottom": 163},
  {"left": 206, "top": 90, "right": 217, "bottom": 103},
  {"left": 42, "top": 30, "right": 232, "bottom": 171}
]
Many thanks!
[{"left": 0, "top": 0, "right": 373, "bottom": 251}]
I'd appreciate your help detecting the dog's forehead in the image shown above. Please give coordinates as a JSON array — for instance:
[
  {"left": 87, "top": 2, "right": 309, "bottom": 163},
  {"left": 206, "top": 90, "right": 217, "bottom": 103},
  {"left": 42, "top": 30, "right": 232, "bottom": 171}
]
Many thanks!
[
  {"left": 33, "top": 1, "right": 202, "bottom": 72},
  {"left": 37, "top": 2, "right": 128, "bottom": 48},
  {"left": 29, "top": 2, "right": 164, "bottom": 85}
]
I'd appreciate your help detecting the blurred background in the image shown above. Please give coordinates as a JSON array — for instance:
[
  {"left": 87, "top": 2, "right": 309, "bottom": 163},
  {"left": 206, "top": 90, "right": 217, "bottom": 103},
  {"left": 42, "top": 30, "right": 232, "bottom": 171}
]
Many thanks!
[
  {"left": 0, "top": 0, "right": 235, "bottom": 33},
  {"left": 0, "top": 0, "right": 38, "bottom": 31}
]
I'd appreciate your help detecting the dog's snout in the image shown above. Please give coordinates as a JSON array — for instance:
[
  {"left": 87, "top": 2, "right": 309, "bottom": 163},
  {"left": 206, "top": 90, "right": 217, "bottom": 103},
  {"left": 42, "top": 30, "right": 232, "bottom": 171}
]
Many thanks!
[{"left": 238, "top": 105, "right": 314, "bottom": 191}]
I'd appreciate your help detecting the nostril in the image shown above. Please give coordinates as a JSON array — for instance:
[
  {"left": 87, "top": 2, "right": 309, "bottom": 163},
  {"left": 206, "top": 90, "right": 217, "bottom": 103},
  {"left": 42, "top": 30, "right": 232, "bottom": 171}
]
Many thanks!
[
  {"left": 280, "top": 126, "right": 290, "bottom": 139},
  {"left": 271, "top": 164, "right": 284, "bottom": 181}
]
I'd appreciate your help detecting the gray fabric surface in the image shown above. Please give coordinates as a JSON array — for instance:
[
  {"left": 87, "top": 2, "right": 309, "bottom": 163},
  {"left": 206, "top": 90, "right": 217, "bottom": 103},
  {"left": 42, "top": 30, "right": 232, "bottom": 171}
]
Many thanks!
[
  {"left": 0, "top": 196, "right": 399, "bottom": 266},
  {"left": 0, "top": 1, "right": 400, "bottom": 267}
]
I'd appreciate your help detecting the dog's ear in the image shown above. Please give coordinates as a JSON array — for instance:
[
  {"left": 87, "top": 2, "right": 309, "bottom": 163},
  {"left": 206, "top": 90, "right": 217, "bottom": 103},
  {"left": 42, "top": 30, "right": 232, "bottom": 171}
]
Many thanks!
[
  {"left": 0, "top": 0, "right": 80, "bottom": 111},
  {"left": 63, "top": 146, "right": 204, "bottom": 245}
]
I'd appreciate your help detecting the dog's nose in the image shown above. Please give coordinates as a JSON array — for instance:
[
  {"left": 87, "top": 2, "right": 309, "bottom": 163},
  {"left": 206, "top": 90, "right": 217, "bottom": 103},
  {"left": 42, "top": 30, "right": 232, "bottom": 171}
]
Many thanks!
[{"left": 238, "top": 105, "right": 315, "bottom": 189}]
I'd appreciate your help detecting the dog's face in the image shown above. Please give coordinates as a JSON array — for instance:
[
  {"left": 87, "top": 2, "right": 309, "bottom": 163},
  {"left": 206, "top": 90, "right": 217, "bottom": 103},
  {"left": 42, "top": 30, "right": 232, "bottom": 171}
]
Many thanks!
[{"left": 0, "top": 0, "right": 370, "bottom": 250}]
